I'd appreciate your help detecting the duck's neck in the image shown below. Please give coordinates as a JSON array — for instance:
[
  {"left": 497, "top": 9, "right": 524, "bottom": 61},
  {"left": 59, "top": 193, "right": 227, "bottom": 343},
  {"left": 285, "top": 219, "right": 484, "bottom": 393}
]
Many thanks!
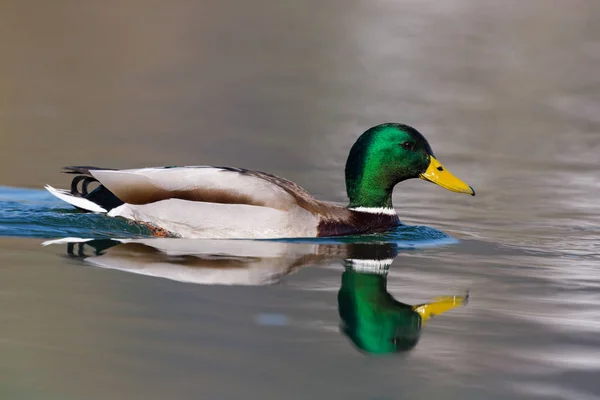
[
  {"left": 345, "top": 170, "right": 395, "bottom": 209},
  {"left": 345, "top": 145, "right": 400, "bottom": 210},
  {"left": 347, "top": 183, "right": 394, "bottom": 209}
]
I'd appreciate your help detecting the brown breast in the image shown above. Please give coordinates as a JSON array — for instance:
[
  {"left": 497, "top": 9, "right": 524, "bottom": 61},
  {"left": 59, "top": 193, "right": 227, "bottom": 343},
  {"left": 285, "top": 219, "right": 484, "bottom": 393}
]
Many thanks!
[{"left": 316, "top": 210, "right": 401, "bottom": 237}]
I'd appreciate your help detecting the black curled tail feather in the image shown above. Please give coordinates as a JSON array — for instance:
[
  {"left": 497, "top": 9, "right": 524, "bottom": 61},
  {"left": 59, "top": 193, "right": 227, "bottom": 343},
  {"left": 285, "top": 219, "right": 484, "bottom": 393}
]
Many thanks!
[
  {"left": 63, "top": 166, "right": 124, "bottom": 212},
  {"left": 70, "top": 175, "right": 97, "bottom": 196}
]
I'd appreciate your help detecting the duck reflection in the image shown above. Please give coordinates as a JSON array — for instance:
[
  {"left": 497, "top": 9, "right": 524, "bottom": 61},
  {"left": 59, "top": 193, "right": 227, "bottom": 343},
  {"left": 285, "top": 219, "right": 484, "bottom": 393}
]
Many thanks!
[
  {"left": 338, "top": 244, "right": 467, "bottom": 354},
  {"left": 45, "top": 237, "right": 467, "bottom": 354},
  {"left": 59, "top": 238, "right": 327, "bottom": 285}
]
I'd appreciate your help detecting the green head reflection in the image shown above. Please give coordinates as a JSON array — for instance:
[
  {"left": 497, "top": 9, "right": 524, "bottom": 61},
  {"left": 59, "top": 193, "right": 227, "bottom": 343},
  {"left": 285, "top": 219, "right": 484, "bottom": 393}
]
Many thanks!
[
  {"left": 337, "top": 244, "right": 467, "bottom": 355},
  {"left": 338, "top": 265, "right": 422, "bottom": 353}
]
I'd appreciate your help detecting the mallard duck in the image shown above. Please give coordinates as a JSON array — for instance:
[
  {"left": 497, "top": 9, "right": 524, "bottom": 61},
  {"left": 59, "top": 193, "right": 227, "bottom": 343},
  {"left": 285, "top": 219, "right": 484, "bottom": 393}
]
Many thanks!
[{"left": 45, "top": 123, "right": 474, "bottom": 238}]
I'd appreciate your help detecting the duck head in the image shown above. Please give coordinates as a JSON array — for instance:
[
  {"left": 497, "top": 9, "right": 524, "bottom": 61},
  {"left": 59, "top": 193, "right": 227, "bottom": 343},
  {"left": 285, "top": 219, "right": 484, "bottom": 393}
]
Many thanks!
[{"left": 345, "top": 123, "right": 475, "bottom": 209}]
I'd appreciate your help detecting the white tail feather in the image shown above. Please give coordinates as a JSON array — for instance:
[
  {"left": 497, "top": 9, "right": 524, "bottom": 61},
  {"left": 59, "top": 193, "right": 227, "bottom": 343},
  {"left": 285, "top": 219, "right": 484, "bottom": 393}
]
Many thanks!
[
  {"left": 44, "top": 185, "right": 107, "bottom": 213},
  {"left": 41, "top": 237, "right": 98, "bottom": 246}
]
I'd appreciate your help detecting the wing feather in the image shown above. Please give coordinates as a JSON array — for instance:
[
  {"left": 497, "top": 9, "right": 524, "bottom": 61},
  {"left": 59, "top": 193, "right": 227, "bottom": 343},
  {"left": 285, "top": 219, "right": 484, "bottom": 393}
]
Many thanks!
[{"left": 89, "top": 166, "right": 301, "bottom": 211}]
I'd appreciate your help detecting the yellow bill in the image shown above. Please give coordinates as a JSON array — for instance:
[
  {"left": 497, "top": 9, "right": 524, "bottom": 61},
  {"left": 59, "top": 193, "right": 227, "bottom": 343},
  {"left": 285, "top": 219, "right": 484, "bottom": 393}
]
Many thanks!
[
  {"left": 412, "top": 292, "right": 469, "bottom": 324},
  {"left": 419, "top": 156, "right": 475, "bottom": 196}
]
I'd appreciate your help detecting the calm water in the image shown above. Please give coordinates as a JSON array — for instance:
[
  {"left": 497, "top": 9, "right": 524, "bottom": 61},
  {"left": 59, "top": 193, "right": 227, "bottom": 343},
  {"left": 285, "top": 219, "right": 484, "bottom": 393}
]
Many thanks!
[{"left": 2, "top": 1, "right": 600, "bottom": 399}]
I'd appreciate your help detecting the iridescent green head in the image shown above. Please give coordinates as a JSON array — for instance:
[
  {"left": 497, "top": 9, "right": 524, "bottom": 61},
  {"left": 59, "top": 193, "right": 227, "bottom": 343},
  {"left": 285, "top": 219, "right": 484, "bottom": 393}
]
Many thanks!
[{"left": 345, "top": 123, "right": 475, "bottom": 208}]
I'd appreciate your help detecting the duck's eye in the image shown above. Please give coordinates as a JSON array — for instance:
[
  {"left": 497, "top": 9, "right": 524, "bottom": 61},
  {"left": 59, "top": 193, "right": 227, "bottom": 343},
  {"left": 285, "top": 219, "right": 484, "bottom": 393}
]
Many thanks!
[{"left": 400, "top": 142, "right": 414, "bottom": 151}]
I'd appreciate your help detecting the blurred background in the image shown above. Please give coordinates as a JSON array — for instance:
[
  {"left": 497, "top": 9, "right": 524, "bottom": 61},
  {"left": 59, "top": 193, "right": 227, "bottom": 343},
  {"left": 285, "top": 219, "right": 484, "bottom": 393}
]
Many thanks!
[{"left": 1, "top": 1, "right": 600, "bottom": 399}]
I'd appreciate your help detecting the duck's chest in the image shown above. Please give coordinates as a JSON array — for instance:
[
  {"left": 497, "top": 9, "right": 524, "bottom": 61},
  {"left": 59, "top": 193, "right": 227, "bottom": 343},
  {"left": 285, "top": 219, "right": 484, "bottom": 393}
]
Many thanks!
[{"left": 316, "top": 211, "right": 401, "bottom": 237}]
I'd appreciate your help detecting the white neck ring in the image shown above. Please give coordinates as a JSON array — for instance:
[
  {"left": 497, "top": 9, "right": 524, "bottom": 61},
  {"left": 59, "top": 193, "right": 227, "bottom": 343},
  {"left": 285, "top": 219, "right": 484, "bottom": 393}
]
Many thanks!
[{"left": 348, "top": 207, "right": 397, "bottom": 215}]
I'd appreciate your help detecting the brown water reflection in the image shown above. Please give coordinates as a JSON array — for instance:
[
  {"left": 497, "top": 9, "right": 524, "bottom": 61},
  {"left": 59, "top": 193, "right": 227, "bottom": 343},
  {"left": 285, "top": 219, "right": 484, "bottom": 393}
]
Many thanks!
[{"left": 1, "top": 0, "right": 600, "bottom": 399}]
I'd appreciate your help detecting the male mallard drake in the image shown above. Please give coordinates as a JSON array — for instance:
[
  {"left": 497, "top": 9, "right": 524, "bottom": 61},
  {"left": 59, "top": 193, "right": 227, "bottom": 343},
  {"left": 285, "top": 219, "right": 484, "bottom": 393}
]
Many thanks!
[{"left": 45, "top": 123, "right": 474, "bottom": 238}]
